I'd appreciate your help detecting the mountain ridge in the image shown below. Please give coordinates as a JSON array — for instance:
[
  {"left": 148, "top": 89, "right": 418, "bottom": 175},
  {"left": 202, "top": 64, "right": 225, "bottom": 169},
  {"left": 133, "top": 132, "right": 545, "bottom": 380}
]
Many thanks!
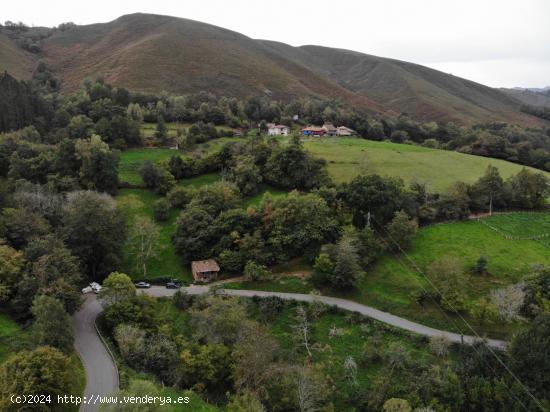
[{"left": 0, "top": 12, "right": 545, "bottom": 126}]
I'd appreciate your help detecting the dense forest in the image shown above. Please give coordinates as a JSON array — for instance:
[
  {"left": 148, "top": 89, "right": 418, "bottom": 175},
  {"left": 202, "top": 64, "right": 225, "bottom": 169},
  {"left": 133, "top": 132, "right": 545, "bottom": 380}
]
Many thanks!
[{"left": 0, "top": 73, "right": 549, "bottom": 411}]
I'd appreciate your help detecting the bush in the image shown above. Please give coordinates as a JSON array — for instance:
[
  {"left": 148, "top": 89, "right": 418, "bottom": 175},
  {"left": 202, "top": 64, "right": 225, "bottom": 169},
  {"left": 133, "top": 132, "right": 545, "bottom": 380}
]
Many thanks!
[
  {"left": 153, "top": 198, "right": 170, "bottom": 222},
  {"left": 243, "top": 260, "right": 271, "bottom": 281},
  {"left": 173, "top": 289, "right": 194, "bottom": 310}
]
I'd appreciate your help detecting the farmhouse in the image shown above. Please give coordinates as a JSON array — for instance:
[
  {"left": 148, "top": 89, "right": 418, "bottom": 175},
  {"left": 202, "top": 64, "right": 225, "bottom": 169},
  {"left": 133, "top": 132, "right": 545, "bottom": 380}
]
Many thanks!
[
  {"left": 191, "top": 259, "right": 220, "bottom": 282},
  {"left": 322, "top": 123, "right": 337, "bottom": 136},
  {"left": 302, "top": 125, "right": 326, "bottom": 136},
  {"left": 267, "top": 123, "right": 290, "bottom": 136},
  {"left": 336, "top": 126, "right": 356, "bottom": 136}
]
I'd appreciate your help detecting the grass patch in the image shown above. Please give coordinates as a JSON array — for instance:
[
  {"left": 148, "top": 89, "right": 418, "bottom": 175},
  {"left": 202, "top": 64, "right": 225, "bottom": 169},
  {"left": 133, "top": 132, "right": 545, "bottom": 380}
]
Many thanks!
[
  {"left": 303, "top": 137, "right": 550, "bottom": 192},
  {"left": 118, "top": 148, "right": 176, "bottom": 185},
  {"left": 483, "top": 212, "right": 550, "bottom": 238},
  {"left": 242, "top": 185, "right": 287, "bottom": 208},
  {"left": 178, "top": 173, "right": 221, "bottom": 188},
  {"left": 341, "top": 218, "right": 550, "bottom": 338},
  {"left": 118, "top": 136, "right": 243, "bottom": 185},
  {"left": 0, "top": 312, "right": 31, "bottom": 363},
  {"left": 116, "top": 189, "right": 192, "bottom": 281}
]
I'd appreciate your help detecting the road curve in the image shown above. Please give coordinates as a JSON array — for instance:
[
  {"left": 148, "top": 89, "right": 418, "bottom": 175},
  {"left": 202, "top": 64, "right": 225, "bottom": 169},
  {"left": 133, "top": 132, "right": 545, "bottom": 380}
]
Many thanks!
[
  {"left": 145, "top": 285, "right": 507, "bottom": 350},
  {"left": 72, "top": 294, "right": 119, "bottom": 412},
  {"left": 73, "top": 284, "right": 507, "bottom": 411}
]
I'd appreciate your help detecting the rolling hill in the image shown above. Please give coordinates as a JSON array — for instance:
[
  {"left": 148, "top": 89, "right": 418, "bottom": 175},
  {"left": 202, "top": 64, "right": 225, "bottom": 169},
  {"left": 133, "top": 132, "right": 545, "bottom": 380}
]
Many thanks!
[
  {"left": 0, "top": 12, "right": 545, "bottom": 125},
  {"left": 501, "top": 87, "right": 550, "bottom": 108}
]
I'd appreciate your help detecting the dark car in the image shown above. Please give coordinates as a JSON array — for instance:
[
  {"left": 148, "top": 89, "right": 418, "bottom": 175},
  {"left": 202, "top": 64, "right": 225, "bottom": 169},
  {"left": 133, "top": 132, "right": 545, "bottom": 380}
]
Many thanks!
[
  {"left": 135, "top": 281, "right": 151, "bottom": 289},
  {"left": 166, "top": 279, "right": 181, "bottom": 289}
]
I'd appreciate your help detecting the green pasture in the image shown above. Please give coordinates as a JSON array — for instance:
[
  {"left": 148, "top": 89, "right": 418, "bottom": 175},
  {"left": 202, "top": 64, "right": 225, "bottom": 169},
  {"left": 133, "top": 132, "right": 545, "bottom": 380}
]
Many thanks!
[{"left": 303, "top": 137, "right": 550, "bottom": 192}]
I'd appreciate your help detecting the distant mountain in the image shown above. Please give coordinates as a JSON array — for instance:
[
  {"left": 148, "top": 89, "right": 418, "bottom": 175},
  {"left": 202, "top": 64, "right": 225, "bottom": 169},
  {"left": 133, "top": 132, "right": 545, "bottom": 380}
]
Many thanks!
[
  {"left": 501, "top": 87, "right": 550, "bottom": 109},
  {"left": 0, "top": 13, "right": 545, "bottom": 126}
]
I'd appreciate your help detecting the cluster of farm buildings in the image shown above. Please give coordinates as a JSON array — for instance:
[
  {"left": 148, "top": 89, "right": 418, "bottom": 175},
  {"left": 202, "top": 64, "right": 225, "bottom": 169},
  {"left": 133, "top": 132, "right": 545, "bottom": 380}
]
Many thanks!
[{"left": 266, "top": 122, "right": 356, "bottom": 136}]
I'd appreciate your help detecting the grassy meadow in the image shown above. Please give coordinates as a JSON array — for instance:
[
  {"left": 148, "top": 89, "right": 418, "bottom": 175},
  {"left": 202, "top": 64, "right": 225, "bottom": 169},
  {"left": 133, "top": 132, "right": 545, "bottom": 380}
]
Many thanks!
[
  {"left": 0, "top": 312, "right": 29, "bottom": 363},
  {"left": 118, "top": 136, "right": 243, "bottom": 185},
  {"left": 303, "top": 137, "right": 550, "bottom": 192},
  {"left": 225, "top": 213, "right": 550, "bottom": 339},
  {"left": 116, "top": 188, "right": 192, "bottom": 281},
  {"left": 116, "top": 182, "right": 287, "bottom": 281},
  {"left": 483, "top": 212, "right": 550, "bottom": 238}
]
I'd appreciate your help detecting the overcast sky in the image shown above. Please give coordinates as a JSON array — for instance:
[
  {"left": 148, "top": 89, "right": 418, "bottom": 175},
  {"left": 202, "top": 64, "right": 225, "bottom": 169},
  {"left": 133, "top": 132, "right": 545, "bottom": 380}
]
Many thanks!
[{"left": 3, "top": 0, "right": 549, "bottom": 88}]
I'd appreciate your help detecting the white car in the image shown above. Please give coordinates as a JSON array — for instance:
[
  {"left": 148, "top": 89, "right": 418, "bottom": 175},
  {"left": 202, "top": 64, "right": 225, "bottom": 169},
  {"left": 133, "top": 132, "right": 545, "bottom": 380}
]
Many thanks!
[{"left": 82, "top": 282, "right": 102, "bottom": 294}]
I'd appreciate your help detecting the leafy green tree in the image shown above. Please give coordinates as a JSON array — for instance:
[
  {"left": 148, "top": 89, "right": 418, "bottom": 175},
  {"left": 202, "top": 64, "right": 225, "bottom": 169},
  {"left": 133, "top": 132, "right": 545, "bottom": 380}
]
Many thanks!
[
  {"left": 356, "top": 226, "right": 383, "bottom": 268},
  {"left": 227, "top": 155, "right": 263, "bottom": 196},
  {"left": 100, "top": 379, "right": 162, "bottom": 412},
  {"left": 232, "top": 321, "right": 280, "bottom": 394},
  {"left": 428, "top": 256, "right": 467, "bottom": 312},
  {"left": 173, "top": 206, "right": 214, "bottom": 262},
  {"left": 472, "top": 165, "right": 505, "bottom": 215},
  {"left": 266, "top": 192, "right": 339, "bottom": 262},
  {"left": 75, "top": 135, "right": 119, "bottom": 194},
  {"left": 100, "top": 272, "right": 136, "bottom": 307},
  {"left": 31, "top": 295, "right": 74, "bottom": 353},
  {"left": 312, "top": 252, "right": 335, "bottom": 287},
  {"left": 139, "top": 161, "right": 175, "bottom": 195},
  {"left": 127, "top": 216, "right": 160, "bottom": 277},
  {"left": 63, "top": 191, "right": 126, "bottom": 279},
  {"left": 155, "top": 115, "right": 168, "bottom": 143},
  {"left": 0, "top": 347, "right": 72, "bottom": 410},
  {"left": 331, "top": 237, "right": 362, "bottom": 289},
  {"left": 187, "top": 181, "right": 241, "bottom": 217},
  {"left": 153, "top": 198, "right": 170, "bottom": 222},
  {"left": 0, "top": 244, "right": 25, "bottom": 302},
  {"left": 190, "top": 296, "right": 247, "bottom": 344},
  {"left": 67, "top": 114, "right": 94, "bottom": 138},
  {"left": 24, "top": 242, "right": 82, "bottom": 313},
  {"left": 244, "top": 261, "right": 271, "bottom": 281},
  {"left": 114, "top": 323, "right": 145, "bottom": 366},
  {"left": 382, "top": 398, "right": 412, "bottom": 412},
  {"left": 475, "top": 256, "right": 488, "bottom": 275},
  {"left": 339, "top": 174, "right": 405, "bottom": 228},
  {"left": 180, "top": 343, "right": 232, "bottom": 391},
  {"left": 385, "top": 211, "right": 418, "bottom": 251},
  {"left": 167, "top": 186, "right": 193, "bottom": 209},
  {"left": 264, "top": 141, "right": 330, "bottom": 190},
  {"left": 506, "top": 168, "right": 549, "bottom": 209},
  {"left": 0, "top": 207, "right": 51, "bottom": 248},
  {"left": 227, "top": 391, "right": 265, "bottom": 412},
  {"left": 509, "top": 314, "right": 550, "bottom": 401}
]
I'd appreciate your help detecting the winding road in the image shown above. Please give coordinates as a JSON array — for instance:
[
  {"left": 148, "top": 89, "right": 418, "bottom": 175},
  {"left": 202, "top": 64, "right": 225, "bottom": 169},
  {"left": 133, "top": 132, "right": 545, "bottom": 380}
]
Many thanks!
[{"left": 73, "top": 285, "right": 507, "bottom": 411}]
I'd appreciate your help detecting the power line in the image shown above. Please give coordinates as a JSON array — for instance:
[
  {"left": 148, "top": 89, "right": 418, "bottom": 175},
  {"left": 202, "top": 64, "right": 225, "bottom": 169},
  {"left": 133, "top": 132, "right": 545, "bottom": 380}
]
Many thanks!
[
  {"left": 369, "top": 227, "right": 533, "bottom": 412},
  {"left": 370, "top": 216, "right": 544, "bottom": 411}
]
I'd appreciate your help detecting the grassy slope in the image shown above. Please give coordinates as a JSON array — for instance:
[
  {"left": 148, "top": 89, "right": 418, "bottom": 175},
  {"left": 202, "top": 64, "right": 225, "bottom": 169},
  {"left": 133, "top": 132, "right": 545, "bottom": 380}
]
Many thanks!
[
  {"left": 0, "top": 33, "right": 35, "bottom": 80},
  {"left": 118, "top": 136, "right": 242, "bottom": 185},
  {"left": 117, "top": 188, "right": 190, "bottom": 281},
  {"left": 116, "top": 180, "right": 284, "bottom": 281},
  {"left": 41, "top": 14, "right": 382, "bottom": 114},
  {"left": 8, "top": 12, "right": 535, "bottom": 124},
  {"left": 344, "top": 217, "right": 550, "bottom": 338},
  {"left": 304, "top": 137, "right": 550, "bottom": 191},
  {"left": 226, "top": 214, "right": 550, "bottom": 339}
]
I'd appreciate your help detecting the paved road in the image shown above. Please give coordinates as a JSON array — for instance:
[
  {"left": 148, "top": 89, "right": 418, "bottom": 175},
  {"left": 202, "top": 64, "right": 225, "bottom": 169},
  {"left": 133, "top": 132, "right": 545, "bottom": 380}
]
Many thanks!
[
  {"left": 145, "top": 286, "right": 507, "bottom": 350},
  {"left": 72, "top": 294, "right": 119, "bottom": 412},
  {"left": 73, "top": 284, "right": 506, "bottom": 411}
]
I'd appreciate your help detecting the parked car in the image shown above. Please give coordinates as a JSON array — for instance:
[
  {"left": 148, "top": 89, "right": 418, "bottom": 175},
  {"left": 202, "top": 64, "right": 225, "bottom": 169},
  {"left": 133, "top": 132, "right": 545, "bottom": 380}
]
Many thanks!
[
  {"left": 135, "top": 281, "right": 151, "bottom": 289},
  {"left": 166, "top": 281, "right": 180, "bottom": 289},
  {"left": 82, "top": 282, "right": 102, "bottom": 294}
]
